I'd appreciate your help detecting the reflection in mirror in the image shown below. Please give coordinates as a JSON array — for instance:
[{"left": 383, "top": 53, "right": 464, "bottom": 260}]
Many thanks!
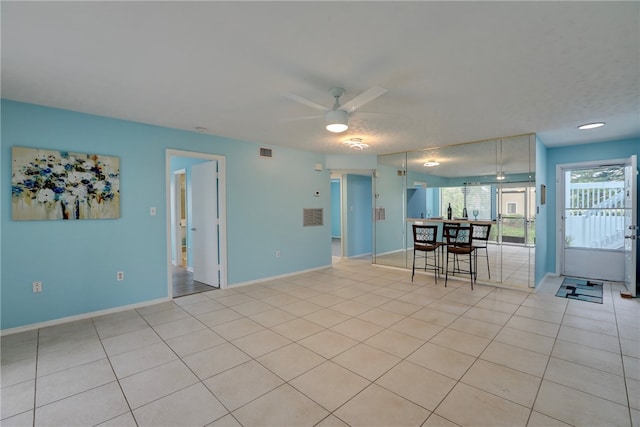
[
  {"left": 373, "top": 152, "right": 407, "bottom": 267},
  {"left": 374, "top": 134, "right": 536, "bottom": 289}
]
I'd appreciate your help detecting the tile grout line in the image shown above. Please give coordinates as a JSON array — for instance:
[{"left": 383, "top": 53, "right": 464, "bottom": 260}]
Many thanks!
[
  {"left": 190, "top": 272, "right": 448, "bottom": 425},
  {"left": 609, "top": 282, "right": 635, "bottom": 426},
  {"left": 31, "top": 328, "right": 39, "bottom": 427},
  {"left": 90, "top": 315, "right": 139, "bottom": 427},
  {"left": 11, "top": 261, "right": 633, "bottom": 427},
  {"left": 133, "top": 301, "right": 243, "bottom": 426},
  {"left": 426, "top": 285, "right": 535, "bottom": 425},
  {"left": 523, "top": 288, "right": 569, "bottom": 427}
]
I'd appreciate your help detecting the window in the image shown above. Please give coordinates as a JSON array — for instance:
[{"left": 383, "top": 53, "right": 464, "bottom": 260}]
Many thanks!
[
  {"left": 563, "top": 165, "right": 625, "bottom": 249},
  {"left": 506, "top": 202, "right": 517, "bottom": 214},
  {"left": 440, "top": 185, "right": 492, "bottom": 219}
]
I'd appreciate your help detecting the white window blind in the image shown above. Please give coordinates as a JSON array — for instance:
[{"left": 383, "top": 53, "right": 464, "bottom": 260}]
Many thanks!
[{"left": 441, "top": 185, "right": 492, "bottom": 219}]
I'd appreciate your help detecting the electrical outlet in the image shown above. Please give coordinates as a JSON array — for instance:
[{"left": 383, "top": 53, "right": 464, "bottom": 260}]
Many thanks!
[
  {"left": 116, "top": 271, "right": 125, "bottom": 281},
  {"left": 32, "top": 281, "right": 42, "bottom": 293},
  {"left": 275, "top": 250, "right": 281, "bottom": 258}
]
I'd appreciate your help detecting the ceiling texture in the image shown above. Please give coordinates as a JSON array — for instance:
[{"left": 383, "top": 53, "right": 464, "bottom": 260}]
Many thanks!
[{"left": 2, "top": 1, "right": 639, "bottom": 156}]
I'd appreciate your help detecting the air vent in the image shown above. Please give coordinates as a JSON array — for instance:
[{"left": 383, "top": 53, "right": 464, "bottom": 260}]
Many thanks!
[
  {"left": 375, "top": 208, "right": 386, "bottom": 221},
  {"left": 303, "top": 208, "right": 323, "bottom": 227},
  {"left": 259, "top": 147, "right": 273, "bottom": 158}
]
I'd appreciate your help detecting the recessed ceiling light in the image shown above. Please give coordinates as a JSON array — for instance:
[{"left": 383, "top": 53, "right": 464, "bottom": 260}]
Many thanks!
[
  {"left": 577, "top": 122, "right": 605, "bottom": 130},
  {"left": 423, "top": 160, "right": 440, "bottom": 167}
]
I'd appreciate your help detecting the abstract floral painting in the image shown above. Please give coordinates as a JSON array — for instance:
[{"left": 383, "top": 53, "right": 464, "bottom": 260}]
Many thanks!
[{"left": 11, "top": 147, "right": 120, "bottom": 220}]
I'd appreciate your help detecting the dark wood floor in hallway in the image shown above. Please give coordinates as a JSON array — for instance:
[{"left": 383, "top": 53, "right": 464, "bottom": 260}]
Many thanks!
[{"left": 173, "top": 266, "right": 217, "bottom": 297}]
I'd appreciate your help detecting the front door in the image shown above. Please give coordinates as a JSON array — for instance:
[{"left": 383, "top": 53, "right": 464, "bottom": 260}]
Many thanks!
[
  {"left": 560, "top": 162, "right": 626, "bottom": 281},
  {"left": 623, "top": 154, "right": 638, "bottom": 296},
  {"left": 191, "top": 160, "right": 220, "bottom": 287}
]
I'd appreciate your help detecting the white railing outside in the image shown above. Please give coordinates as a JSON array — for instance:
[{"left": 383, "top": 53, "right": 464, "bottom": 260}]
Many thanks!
[{"left": 564, "top": 182, "right": 625, "bottom": 249}]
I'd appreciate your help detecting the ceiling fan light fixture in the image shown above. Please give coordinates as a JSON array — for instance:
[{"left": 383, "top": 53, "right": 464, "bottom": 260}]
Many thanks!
[
  {"left": 423, "top": 160, "right": 440, "bottom": 167},
  {"left": 343, "top": 138, "right": 368, "bottom": 150},
  {"left": 325, "top": 109, "right": 349, "bottom": 133},
  {"left": 577, "top": 122, "right": 605, "bottom": 130}
]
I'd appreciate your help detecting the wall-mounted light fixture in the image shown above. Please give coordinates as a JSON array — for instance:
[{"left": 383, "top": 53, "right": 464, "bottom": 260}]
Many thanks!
[{"left": 423, "top": 160, "right": 440, "bottom": 167}]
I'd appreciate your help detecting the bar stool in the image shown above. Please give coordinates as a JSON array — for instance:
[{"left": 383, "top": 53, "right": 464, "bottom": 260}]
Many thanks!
[
  {"left": 444, "top": 225, "right": 476, "bottom": 289},
  {"left": 441, "top": 222, "right": 460, "bottom": 273},
  {"left": 411, "top": 224, "right": 443, "bottom": 283},
  {"left": 472, "top": 223, "right": 492, "bottom": 280}
]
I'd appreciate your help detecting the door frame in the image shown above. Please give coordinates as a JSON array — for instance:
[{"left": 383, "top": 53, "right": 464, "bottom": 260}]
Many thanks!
[
  {"left": 166, "top": 149, "right": 227, "bottom": 297},
  {"left": 330, "top": 175, "right": 343, "bottom": 259},
  {"left": 623, "top": 154, "right": 638, "bottom": 296},
  {"left": 555, "top": 158, "right": 626, "bottom": 280}
]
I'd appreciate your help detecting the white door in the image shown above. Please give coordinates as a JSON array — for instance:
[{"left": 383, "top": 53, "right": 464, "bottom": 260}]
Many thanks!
[
  {"left": 623, "top": 154, "right": 637, "bottom": 296},
  {"left": 191, "top": 161, "right": 219, "bottom": 287},
  {"left": 560, "top": 163, "right": 627, "bottom": 281}
]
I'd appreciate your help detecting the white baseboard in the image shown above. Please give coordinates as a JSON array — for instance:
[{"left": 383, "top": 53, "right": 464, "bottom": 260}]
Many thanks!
[
  {"left": 228, "top": 264, "right": 332, "bottom": 288},
  {"left": 0, "top": 297, "right": 171, "bottom": 337},
  {"left": 376, "top": 248, "right": 405, "bottom": 257},
  {"left": 347, "top": 252, "right": 372, "bottom": 259},
  {"left": 2, "top": 264, "right": 336, "bottom": 336}
]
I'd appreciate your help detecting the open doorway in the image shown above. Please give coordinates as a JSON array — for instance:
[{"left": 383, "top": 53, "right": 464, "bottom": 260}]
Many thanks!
[
  {"left": 498, "top": 184, "right": 536, "bottom": 246},
  {"left": 174, "top": 170, "right": 188, "bottom": 268},
  {"left": 331, "top": 176, "right": 342, "bottom": 258},
  {"left": 166, "top": 149, "right": 227, "bottom": 298},
  {"left": 331, "top": 171, "right": 373, "bottom": 263}
]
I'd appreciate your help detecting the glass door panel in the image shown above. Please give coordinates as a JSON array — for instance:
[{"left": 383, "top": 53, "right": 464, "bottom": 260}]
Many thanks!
[{"left": 500, "top": 187, "right": 527, "bottom": 245}]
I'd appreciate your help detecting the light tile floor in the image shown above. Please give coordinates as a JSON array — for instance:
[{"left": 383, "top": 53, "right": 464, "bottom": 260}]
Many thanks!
[
  {"left": 376, "top": 243, "right": 535, "bottom": 288},
  {"left": 1, "top": 258, "right": 638, "bottom": 426}
]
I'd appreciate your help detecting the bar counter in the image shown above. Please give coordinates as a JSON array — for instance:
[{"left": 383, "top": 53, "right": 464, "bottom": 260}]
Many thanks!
[{"left": 407, "top": 218, "right": 496, "bottom": 225}]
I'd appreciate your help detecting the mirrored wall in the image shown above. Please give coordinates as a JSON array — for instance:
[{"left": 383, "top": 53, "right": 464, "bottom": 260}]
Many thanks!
[{"left": 373, "top": 134, "right": 536, "bottom": 288}]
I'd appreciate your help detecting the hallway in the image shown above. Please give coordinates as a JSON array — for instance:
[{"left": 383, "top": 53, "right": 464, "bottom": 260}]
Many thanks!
[{"left": 172, "top": 266, "right": 217, "bottom": 298}]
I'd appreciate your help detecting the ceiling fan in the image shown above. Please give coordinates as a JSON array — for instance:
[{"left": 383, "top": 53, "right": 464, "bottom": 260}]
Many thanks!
[{"left": 285, "top": 86, "right": 388, "bottom": 133}]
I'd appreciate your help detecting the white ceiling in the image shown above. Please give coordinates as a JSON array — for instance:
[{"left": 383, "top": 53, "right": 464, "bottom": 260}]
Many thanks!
[{"left": 2, "top": 1, "right": 639, "bottom": 155}]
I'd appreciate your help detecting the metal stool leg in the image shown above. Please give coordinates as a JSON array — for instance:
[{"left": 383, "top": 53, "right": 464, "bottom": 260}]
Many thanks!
[
  {"left": 411, "top": 249, "right": 416, "bottom": 282},
  {"left": 444, "top": 249, "right": 449, "bottom": 287}
]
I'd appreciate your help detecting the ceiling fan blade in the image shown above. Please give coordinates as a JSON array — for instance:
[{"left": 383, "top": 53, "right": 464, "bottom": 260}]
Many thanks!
[
  {"left": 281, "top": 115, "right": 322, "bottom": 122},
  {"left": 283, "top": 92, "right": 328, "bottom": 112},
  {"left": 339, "top": 86, "right": 388, "bottom": 113}
]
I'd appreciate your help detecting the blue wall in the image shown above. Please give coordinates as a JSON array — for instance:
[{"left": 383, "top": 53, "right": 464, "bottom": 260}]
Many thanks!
[
  {"left": 1, "top": 100, "right": 331, "bottom": 330},
  {"left": 543, "top": 137, "right": 640, "bottom": 276},
  {"left": 331, "top": 179, "right": 341, "bottom": 238},
  {"left": 407, "top": 187, "right": 426, "bottom": 218},
  {"left": 345, "top": 174, "right": 372, "bottom": 257}
]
